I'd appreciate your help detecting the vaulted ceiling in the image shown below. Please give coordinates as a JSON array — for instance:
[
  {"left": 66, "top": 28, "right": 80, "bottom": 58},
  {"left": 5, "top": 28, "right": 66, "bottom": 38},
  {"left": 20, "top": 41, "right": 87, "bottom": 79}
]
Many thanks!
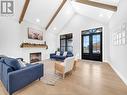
[
  {"left": 71, "top": 1, "right": 114, "bottom": 23},
  {"left": 15, "top": 0, "right": 120, "bottom": 32},
  {"left": 24, "top": 0, "right": 63, "bottom": 28}
]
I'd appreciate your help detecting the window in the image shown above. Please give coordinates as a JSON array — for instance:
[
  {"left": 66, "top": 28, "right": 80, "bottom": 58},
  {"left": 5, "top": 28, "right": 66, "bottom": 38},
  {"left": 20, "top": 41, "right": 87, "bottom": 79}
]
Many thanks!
[
  {"left": 82, "top": 27, "right": 102, "bottom": 35},
  {"left": 60, "top": 33, "right": 73, "bottom": 52}
]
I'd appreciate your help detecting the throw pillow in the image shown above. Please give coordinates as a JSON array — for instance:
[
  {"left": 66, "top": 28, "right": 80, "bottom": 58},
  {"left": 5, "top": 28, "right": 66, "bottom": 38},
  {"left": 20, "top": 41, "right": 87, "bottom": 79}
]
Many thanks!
[
  {"left": 4, "top": 57, "right": 21, "bottom": 70},
  {"left": 56, "top": 52, "right": 60, "bottom": 56},
  {"left": 0, "top": 58, "right": 4, "bottom": 62},
  {"left": 0, "top": 55, "right": 7, "bottom": 59},
  {"left": 63, "top": 52, "right": 67, "bottom": 56},
  {"left": 18, "top": 59, "right": 27, "bottom": 68}
]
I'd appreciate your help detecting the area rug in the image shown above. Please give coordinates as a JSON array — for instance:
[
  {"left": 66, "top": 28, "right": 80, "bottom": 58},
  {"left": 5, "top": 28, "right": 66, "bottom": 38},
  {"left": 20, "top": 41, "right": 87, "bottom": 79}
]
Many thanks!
[
  {"left": 41, "top": 59, "right": 62, "bottom": 86},
  {"left": 41, "top": 73, "right": 61, "bottom": 86}
]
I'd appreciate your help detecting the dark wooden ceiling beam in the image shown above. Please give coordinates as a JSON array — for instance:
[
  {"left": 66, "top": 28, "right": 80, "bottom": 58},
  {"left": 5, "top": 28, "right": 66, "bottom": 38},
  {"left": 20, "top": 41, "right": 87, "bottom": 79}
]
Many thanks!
[
  {"left": 19, "top": 0, "right": 30, "bottom": 24},
  {"left": 45, "top": 0, "right": 67, "bottom": 30},
  {"left": 75, "top": 0, "right": 117, "bottom": 11}
]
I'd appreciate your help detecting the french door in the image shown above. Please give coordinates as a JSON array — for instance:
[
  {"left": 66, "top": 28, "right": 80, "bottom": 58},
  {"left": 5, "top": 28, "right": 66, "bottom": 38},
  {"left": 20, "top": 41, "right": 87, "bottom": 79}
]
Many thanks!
[{"left": 82, "top": 32, "right": 102, "bottom": 61}]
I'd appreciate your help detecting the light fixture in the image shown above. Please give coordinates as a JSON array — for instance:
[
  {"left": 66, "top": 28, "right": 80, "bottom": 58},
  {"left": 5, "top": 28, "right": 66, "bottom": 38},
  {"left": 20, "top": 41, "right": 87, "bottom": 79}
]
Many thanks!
[
  {"left": 107, "top": 14, "right": 111, "bottom": 18},
  {"left": 36, "top": 18, "right": 40, "bottom": 23},
  {"left": 99, "top": 14, "right": 103, "bottom": 17},
  {"left": 53, "top": 27, "right": 56, "bottom": 30}
]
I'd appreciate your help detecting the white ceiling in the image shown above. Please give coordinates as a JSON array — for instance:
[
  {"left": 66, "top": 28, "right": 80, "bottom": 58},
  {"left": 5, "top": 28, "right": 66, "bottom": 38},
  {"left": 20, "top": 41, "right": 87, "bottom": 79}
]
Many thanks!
[
  {"left": 71, "top": 1, "right": 118, "bottom": 24},
  {"left": 8, "top": 0, "right": 24, "bottom": 19},
  {"left": 47, "top": 0, "right": 74, "bottom": 33},
  {"left": 24, "top": 0, "right": 63, "bottom": 28},
  {"left": 13, "top": 0, "right": 120, "bottom": 30}
]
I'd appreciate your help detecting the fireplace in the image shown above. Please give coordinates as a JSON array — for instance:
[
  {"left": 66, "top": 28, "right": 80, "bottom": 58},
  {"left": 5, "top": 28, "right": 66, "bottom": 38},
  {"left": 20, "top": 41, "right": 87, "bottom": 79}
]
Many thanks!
[{"left": 30, "top": 52, "right": 41, "bottom": 63}]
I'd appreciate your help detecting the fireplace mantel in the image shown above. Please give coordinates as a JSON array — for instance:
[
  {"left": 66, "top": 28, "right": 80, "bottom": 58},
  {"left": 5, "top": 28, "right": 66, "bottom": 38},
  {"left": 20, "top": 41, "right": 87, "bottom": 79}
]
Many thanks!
[{"left": 20, "top": 43, "right": 48, "bottom": 49}]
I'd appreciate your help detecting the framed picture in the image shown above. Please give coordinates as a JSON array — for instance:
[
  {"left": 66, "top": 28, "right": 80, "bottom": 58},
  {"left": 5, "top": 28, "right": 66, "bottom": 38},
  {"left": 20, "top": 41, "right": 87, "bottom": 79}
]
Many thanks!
[{"left": 28, "top": 28, "right": 43, "bottom": 40}]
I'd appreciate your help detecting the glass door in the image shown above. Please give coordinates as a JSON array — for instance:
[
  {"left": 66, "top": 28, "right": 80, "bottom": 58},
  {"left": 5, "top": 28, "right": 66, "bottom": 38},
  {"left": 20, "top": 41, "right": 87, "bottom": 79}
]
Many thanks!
[
  {"left": 91, "top": 33, "right": 102, "bottom": 61},
  {"left": 83, "top": 35, "right": 90, "bottom": 53},
  {"left": 82, "top": 28, "right": 102, "bottom": 61},
  {"left": 92, "top": 34, "right": 101, "bottom": 54}
]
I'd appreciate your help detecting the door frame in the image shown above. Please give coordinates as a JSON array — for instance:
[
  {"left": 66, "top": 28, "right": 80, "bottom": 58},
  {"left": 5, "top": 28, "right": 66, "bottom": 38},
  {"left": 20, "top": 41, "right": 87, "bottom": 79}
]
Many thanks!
[{"left": 81, "top": 28, "right": 103, "bottom": 62}]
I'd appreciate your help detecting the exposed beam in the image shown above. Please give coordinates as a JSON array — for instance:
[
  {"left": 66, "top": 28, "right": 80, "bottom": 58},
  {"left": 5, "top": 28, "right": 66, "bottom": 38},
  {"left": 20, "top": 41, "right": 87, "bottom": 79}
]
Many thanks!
[
  {"left": 75, "top": 0, "right": 117, "bottom": 11},
  {"left": 45, "top": 0, "right": 67, "bottom": 30},
  {"left": 19, "top": 0, "right": 30, "bottom": 24}
]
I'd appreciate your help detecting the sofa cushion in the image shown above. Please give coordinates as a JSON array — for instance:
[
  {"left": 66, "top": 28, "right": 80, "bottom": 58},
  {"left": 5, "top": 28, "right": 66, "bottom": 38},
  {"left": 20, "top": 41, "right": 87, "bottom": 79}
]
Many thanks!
[
  {"left": 67, "top": 51, "right": 73, "bottom": 57},
  {"left": 56, "top": 52, "right": 60, "bottom": 56},
  {"left": 3, "top": 58, "right": 21, "bottom": 70},
  {"left": 53, "top": 55, "right": 66, "bottom": 60},
  {"left": 0, "top": 58, "right": 4, "bottom": 62},
  {"left": 17, "top": 59, "right": 27, "bottom": 68},
  {"left": 63, "top": 52, "right": 67, "bottom": 56},
  {"left": 60, "top": 51, "right": 64, "bottom": 55}
]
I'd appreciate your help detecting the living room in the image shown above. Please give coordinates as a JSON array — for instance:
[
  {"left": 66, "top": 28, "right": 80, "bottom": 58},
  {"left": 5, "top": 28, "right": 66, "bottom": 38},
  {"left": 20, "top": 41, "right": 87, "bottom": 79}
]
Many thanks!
[{"left": 0, "top": 0, "right": 127, "bottom": 95}]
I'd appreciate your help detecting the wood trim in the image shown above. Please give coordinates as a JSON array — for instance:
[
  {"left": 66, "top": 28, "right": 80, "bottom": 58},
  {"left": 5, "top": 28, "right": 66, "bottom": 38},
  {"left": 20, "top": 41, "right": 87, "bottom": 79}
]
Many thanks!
[
  {"left": 76, "top": 0, "right": 117, "bottom": 11},
  {"left": 19, "top": 0, "right": 30, "bottom": 24},
  {"left": 45, "top": 0, "right": 67, "bottom": 30},
  {"left": 20, "top": 43, "right": 48, "bottom": 49}
]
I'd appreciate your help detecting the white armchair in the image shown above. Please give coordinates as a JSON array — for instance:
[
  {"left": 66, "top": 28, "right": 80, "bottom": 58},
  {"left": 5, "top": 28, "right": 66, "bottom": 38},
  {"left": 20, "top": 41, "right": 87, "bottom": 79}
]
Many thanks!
[{"left": 55, "top": 57, "right": 75, "bottom": 79}]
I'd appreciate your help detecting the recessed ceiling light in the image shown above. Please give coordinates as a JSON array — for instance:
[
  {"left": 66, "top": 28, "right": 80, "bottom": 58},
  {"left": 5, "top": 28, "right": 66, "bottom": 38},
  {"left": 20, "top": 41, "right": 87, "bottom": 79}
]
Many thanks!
[
  {"left": 53, "top": 28, "right": 56, "bottom": 30},
  {"left": 107, "top": 15, "right": 111, "bottom": 18},
  {"left": 99, "top": 14, "right": 103, "bottom": 17},
  {"left": 36, "top": 19, "right": 40, "bottom": 23}
]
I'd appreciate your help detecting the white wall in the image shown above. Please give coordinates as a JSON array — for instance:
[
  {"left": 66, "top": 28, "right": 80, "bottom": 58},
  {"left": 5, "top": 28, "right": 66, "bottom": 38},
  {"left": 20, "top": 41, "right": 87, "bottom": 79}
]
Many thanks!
[
  {"left": 57, "top": 13, "right": 110, "bottom": 62},
  {"left": 0, "top": 18, "right": 22, "bottom": 58},
  {"left": 0, "top": 17, "right": 48, "bottom": 63},
  {"left": 45, "top": 0, "right": 75, "bottom": 58},
  {"left": 20, "top": 21, "right": 48, "bottom": 62},
  {"left": 44, "top": 30, "right": 58, "bottom": 59},
  {"left": 0, "top": 0, "right": 75, "bottom": 62},
  {"left": 109, "top": 0, "right": 127, "bottom": 85}
]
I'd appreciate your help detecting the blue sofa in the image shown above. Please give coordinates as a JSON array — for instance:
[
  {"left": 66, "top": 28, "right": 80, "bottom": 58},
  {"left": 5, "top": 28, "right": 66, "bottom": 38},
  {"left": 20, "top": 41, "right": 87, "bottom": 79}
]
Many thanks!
[
  {"left": 50, "top": 51, "right": 73, "bottom": 61},
  {"left": 0, "top": 57, "right": 43, "bottom": 95}
]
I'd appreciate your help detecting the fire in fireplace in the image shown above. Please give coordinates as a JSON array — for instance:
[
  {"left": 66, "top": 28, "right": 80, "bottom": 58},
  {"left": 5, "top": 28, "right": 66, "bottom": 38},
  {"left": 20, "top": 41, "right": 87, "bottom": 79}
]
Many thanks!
[{"left": 30, "top": 52, "right": 41, "bottom": 63}]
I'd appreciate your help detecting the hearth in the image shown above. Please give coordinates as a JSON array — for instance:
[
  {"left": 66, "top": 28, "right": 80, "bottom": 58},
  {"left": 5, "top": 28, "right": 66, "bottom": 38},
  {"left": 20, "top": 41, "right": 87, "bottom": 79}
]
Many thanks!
[{"left": 30, "top": 52, "right": 41, "bottom": 63}]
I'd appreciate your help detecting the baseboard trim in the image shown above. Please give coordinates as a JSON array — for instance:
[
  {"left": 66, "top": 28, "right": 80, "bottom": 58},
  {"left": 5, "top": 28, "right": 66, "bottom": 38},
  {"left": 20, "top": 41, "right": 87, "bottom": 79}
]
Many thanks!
[
  {"left": 109, "top": 63, "right": 127, "bottom": 86},
  {"left": 103, "top": 60, "right": 111, "bottom": 64}
]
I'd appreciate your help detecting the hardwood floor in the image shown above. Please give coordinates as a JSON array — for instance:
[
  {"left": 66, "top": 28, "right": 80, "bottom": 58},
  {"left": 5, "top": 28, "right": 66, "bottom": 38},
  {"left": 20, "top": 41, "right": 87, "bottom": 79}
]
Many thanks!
[{"left": 0, "top": 60, "right": 127, "bottom": 95}]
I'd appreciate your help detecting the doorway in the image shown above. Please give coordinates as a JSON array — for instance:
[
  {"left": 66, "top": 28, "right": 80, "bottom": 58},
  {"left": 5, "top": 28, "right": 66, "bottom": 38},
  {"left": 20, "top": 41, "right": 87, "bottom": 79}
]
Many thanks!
[{"left": 81, "top": 27, "right": 102, "bottom": 61}]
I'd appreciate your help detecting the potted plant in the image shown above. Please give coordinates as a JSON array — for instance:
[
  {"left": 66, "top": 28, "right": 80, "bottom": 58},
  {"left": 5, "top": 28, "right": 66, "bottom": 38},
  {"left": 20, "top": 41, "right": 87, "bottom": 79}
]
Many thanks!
[{"left": 57, "top": 48, "right": 60, "bottom": 52}]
